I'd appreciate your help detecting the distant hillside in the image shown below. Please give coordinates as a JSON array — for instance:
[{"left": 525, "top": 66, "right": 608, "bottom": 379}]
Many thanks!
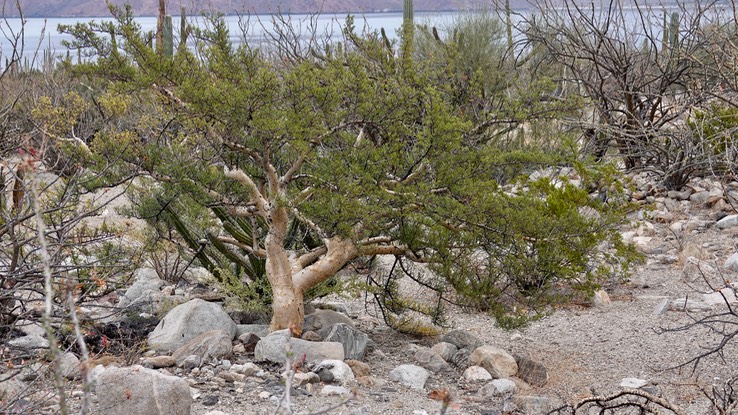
[{"left": 6, "top": 0, "right": 526, "bottom": 18}]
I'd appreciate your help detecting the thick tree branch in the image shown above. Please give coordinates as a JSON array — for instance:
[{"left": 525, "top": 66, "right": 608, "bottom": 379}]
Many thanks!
[
  {"left": 223, "top": 166, "right": 268, "bottom": 219},
  {"left": 293, "top": 237, "right": 357, "bottom": 292}
]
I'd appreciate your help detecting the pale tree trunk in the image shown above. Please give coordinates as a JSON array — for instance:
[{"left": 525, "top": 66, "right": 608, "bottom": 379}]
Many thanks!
[
  {"left": 265, "top": 204, "right": 303, "bottom": 333},
  {"left": 268, "top": 233, "right": 358, "bottom": 334},
  {"left": 223, "top": 166, "right": 361, "bottom": 334}
]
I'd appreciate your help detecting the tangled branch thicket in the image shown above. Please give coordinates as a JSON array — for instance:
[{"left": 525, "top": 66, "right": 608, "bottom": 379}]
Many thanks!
[
  {"left": 0, "top": 8, "right": 141, "bottom": 415},
  {"left": 518, "top": 0, "right": 738, "bottom": 189}
]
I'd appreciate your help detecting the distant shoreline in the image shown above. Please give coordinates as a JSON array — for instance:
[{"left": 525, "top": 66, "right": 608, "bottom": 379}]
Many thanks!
[{"left": 6, "top": 9, "right": 498, "bottom": 19}]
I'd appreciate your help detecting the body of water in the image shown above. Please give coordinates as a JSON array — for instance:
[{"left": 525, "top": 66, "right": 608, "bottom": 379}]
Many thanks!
[
  {"left": 0, "top": 12, "right": 464, "bottom": 66},
  {"left": 0, "top": 4, "right": 728, "bottom": 67}
]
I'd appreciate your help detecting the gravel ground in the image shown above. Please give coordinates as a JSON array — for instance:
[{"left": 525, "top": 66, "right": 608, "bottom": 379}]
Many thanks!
[{"left": 184, "top": 217, "right": 738, "bottom": 415}]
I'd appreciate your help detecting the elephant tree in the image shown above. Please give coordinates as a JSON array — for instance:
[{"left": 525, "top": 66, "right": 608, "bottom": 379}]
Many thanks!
[{"left": 60, "top": 5, "right": 636, "bottom": 333}]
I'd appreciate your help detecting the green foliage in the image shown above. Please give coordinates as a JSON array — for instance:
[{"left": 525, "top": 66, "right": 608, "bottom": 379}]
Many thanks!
[
  {"left": 424, "top": 161, "right": 640, "bottom": 327},
  {"left": 60, "top": 4, "right": 639, "bottom": 329},
  {"left": 689, "top": 103, "right": 738, "bottom": 174},
  {"left": 414, "top": 10, "right": 509, "bottom": 114}
]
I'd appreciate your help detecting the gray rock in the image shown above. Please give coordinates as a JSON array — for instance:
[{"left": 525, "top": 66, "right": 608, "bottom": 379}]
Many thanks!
[
  {"left": 450, "top": 347, "right": 473, "bottom": 369},
  {"left": 413, "top": 347, "right": 452, "bottom": 373},
  {"left": 0, "top": 376, "right": 26, "bottom": 403},
  {"left": 142, "top": 356, "right": 176, "bottom": 369},
  {"left": 254, "top": 330, "right": 344, "bottom": 364},
  {"left": 18, "top": 363, "right": 43, "bottom": 381},
  {"left": 668, "top": 188, "right": 693, "bottom": 201},
  {"left": 689, "top": 191, "right": 710, "bottom": 204},
  {"left": 652, "top": 298, "right": 670, "bottom": 315},
  {"left": 514, "top": 355, "right": 548, "bottom": 387},
  {"left": 118, "top": 268, "right": 167, "bottom": 313},
  {"left": 469, "top": 346, "right": 518, "bottom": 378},
  {"left": 670, "top": 298, "right": 713, "bottom": 312},
  {"left": 704, "top": 288, "right": 738, "bottom": 305},
  {"left": 172, "top": 330, "right": 233, "bottom": 367},
  {"left": 89, "top": 364, "right": 107, "bottom": 385},
  {"left": 59, "top": 352, "right": 81, "bottom": 380},
  {"left": 180, "top": 355, "right": 201, "bottom": 369},
  {"left": 9, "top": 334, "right": 49, "bottom": 350},
  {"left": 620, "top": 378, "right": 649, "bottom": 388},
  {"left": 463, "top": 366, "right": 493, "bottom": 382},
  {"left": 95, "top": 365, "right": 192, "bottom": 415},
  {"left": 148, "top": 299, "right": 237, "bottom": 352},
  {"left": 725, "top": 253, "right": 738, "bottom": 272},
  {"left": 682, "top": 257, "right": 719, "bottom": 283},
  {"left": 121, "top": 272, "right": 164, "bottom": 302},
  {"left": 293, "top": 372, "right": 320, "bottom": 386},
  {"left": 388, "top": 364, "right": 430, "bottom": 390},
  {"left": 303, "top": 309, "right": 355, "bottom": 338},
  {"left": 323, "top": 323, "right": 372, "bottom": 360},
  {"left": 591, "top": 289, "right": 611, "bottom": 307},
  {"left": 231, "top": 363, "right": 262, "bottom": 376},
  {"left": 320, "top": 385, "right": 351, "bottom": 396},
  {"left": 431, "top": 342, "right": 457, "bottom": 361},
  {"left": 235, "top": 324, "right": 269, "bottom": 338},
  {"left": 479, "top": 378, "right": 517, "bottom": 397},
  {"left": 716, "top": 214, "right": 738, "bottom": 229},
  {"left": 441, "top": 330, "right": 483, "bottom": 350},
  {"left": 514, "top": 396, "right": 551, "bottom": 414},
  {"left": 238, "top": 333, "right": 261, "bottom": 353},
  {"left": 183, "top": 267, "right": 214, "bottom": 284},
  {"left": 5, "top": 398, "right": 32, "bottom": 414},
  {"left": 314, "top": 359, "right": 355, "bottom": 385},
  {"left": 15, "top": 320, "right": 46, "bottom": 337},
  {"left": 134, "top": 267, "right": 162, "bottom": 282}
]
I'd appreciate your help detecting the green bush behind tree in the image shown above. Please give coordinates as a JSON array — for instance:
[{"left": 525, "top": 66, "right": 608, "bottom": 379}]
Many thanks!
[{"left": 54, "top": 3, "right": 639, "bottom": 332}]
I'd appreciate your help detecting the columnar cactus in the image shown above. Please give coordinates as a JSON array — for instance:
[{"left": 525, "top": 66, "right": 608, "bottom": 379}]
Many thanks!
[{"left": 669, "top": 11, "right": 680, "bottom": 50}]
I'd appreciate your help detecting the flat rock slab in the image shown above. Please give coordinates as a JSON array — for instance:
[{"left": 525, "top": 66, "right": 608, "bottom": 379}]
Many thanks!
[
  {"left": 236, "top": 324, "right": 269, "bottom": 337},
  {"left": 620, "top": 377, "right": 649, "bottom": 388},
  {"left": 388, "top": 364, "right": 430, "bottom": 390},
  {"left": 148, "top": 299, "right": 236, "bottom": 352},
  {"left": 172, "top": 330, "right": 233, "bottom": 366},
  {"left": 463, "top": 366, "right": 493, "bottom": 382},
  {"left": 142, "top": 356, "right": 176, "bottom": 369},
  {"left": 96, "top": 365, "right": 192, "bottom": 415},
  {"left": 469, "top": 346, "right": 518, "bottom": 378},
  {"left": 9, "top": 334, "right": 49, "bottom": 350},
  {"left": 716, "top": 214, "right": 738, "bottom": 229},
  {"left": 255, "top": 330, "right": 344, "bottom": 364},
  {"left": 514, "top": 355, "right": 548, "bottom": 387},
  {"left": 441, "top": 330, "right": 484, "bottom": 350},
  {"left": 413, "top": 347, "right": 452, "bottom": 373},
  {"left": 304, "top": 309, "right": 355, "bottom": 338},
  {"left": 323, "top": 323, "right": 372, "bottom": 360}
]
